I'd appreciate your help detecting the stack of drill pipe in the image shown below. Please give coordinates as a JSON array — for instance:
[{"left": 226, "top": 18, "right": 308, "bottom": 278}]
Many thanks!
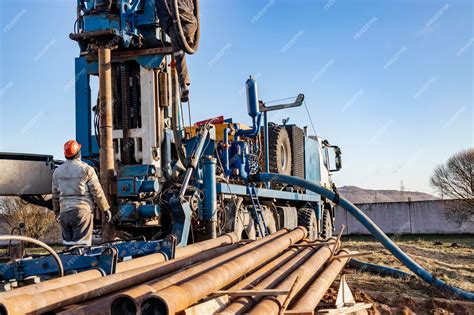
[
  {"left": 217, "top": 238, "right": 337, "bottom": 314},
  {"left": 60, "top": 241, "right": 304, "bottom": 315},
  {"left": 288, "top": 249, "right": 353, "bottom": 313},
  {"left": 0, "top": 235, "right": 242, "bottom": 314},
  {"left": 0, "top": 233, "right": 238, "bottom": 300},
  {"left": 247, "top": 242, "right": 338, "bottom": 315},
  {"left": 57, "top": 230, "right": 287, "bottom": 315},
  {"left": 109, "top": 229, "right": 291, "bottom": 314},
  {"left": 135, "top": 227, "right": 307, "bottom": 315},
  {"left": 55, "top": 243, "right": 244, "bottom": 315}
]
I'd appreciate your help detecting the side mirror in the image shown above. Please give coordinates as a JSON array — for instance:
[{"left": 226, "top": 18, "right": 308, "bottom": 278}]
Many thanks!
[{"left": 331, "top": 146, "right": 342, "bottom": 172}]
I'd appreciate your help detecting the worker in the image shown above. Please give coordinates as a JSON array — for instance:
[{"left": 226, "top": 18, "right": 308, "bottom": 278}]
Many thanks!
[
  {"left": 52, "top": 140, "right": 112, "bottom": 247},
  {"left": 155, "top": 0, "right": 198, "bottom": 103}
]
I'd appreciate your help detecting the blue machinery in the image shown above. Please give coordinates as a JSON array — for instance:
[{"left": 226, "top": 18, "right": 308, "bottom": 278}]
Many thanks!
[
  {"left": 0, "top": 0, "right": 472, "bottom": 303},
  {"left": 0, "top": 237, "right": 175, "bottom": 281}
]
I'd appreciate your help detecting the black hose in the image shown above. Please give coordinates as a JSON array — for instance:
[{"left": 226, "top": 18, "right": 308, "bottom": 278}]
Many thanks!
[
  {"left": 0, "top": 235, "right": 64, "bottom": 277},
  {"left": 170, "top": 0, "right": 200, "bottom": 54},
  {"left": 349, "top": 258, "right": 413, "bottom": 280}
]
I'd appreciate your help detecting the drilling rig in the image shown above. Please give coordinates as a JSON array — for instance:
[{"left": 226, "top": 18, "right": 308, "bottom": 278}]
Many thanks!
[
  {"left": 0, "top": 0, "right": 342, "bottom": 282},
  {"left": 1, "top": 3, "right": 472, "bottom": 311}
]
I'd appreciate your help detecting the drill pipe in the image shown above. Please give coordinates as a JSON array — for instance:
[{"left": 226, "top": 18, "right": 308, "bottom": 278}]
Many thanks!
[
  {"left": 224, "top": 246, "right": 301, "bottom": 292},
  {"left": 220, "top": 246, "right": 316, "bottom": 314},
  {"left": 140, "top": 227, "right": 307, "bottom": 315},
  {"left": 98, "top": 46, "right": 115, "bottom": 241},
  {"left": 289, "top": 249, "right": 352, "bottom": 312},
  {"left": 220, "top": 238, "right": 339, "bottom": 314},
  {"left": 111, "top": 230, "right": 289, "bottom": 314},
  {"left": 0, "top": 240, "right": 240, "bottom": 314},
  {"left": 248, "top": 241, "right": 334, "bottom": 315},
  {"left": 0, "top": 233, "right": 238, "bottom": 300},
  {"left": 57, "top": 243, "right": 243, "bottom": 315}
]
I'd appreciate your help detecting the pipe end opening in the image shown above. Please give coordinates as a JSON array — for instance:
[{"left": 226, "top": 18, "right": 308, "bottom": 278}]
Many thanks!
[
  {"left": 141, "top": 296, "right": 168, "bottom": 315},
  {"left": 111, "top": 297, "right": 137, "bottom": 315}
]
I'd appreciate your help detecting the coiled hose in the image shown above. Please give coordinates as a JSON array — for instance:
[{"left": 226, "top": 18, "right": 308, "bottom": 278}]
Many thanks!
[
  {"left": 0, "top": 235, "right": 64, "bottom": 277},
  {"left": 170, "top": 0, "right": 200, "bottom": 54},
  {"left": 256, "top": 173, "right": 474, "bottom": 301}
]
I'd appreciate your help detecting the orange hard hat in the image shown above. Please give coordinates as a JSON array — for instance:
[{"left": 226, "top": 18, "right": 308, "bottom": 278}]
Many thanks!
[{"left": 64, "top": 140, "right": 82, "bottom": 158}]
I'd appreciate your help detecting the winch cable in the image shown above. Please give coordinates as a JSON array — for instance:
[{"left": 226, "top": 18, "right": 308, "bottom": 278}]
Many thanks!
[
  {"left": 255, "top": 173, "right": 474, "bottom": 301},
  {"left": 0, "top": 235, "right": 64, "bottom": 278}
]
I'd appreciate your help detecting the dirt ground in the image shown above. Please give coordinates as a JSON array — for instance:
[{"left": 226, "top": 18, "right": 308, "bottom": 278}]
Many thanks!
[{"left": 336, "top": 235, "right": 474, "bottom": 314}]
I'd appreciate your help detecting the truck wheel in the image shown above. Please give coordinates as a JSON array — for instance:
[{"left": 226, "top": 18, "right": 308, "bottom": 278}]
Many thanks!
[
  {"left": 322, "top": 208, "right": 333, "bottom": 239},
  {"left": 297, "top": 208, "right": 317, "bottom": 241},
  {"left": 269, "top": 125, "right": 292, "bottom": 175}
]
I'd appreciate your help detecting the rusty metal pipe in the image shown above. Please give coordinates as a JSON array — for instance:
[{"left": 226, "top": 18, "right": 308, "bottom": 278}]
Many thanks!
[
  {"left": 59, "top": 243, "right": 243, "bottom": 315},
  {"left": 224, "top": 246, "right": 301, "bottom": 292},
  {"left": 139, "top": 227, "right": 307, "bottom": 315},
  {"left": 110, "top": 230, "right": 289, "bottom": 314},
  {"left": 0, "top": 233, "right": 237, "bottom": 300},
  {"left": 221, "top": 246, "right": 316, "bottom": 314},
  {"left": 56, "top": 233, "right": 277, "bottom": 315},
  {"left": 0, "top": 238, "right": 240, "bottom": 314},
  {"left": 98, "top": 46, "right": 115, "bottom": 241},
  {"left": 290, "top": 249, "right": 352, "bottom": 312},
  {"left": 248, "top": 241, "right": 335, "bottom": 315}
]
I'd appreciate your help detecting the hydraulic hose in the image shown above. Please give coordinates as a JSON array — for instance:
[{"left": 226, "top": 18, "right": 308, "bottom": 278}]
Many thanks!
[
  {"left": 170, "top": 0, "right": 200, "bottom": 54},
  {"left": 349, "top": 258, "right": 413, "bottom": 280},
  {"left": 255, "top": 173, "right": 474, "bottom": 301},
  {"left": 0, "top": 235, "right": 64, "bottom": 277},
  {"left": 171, "top": 61, "right": 187, "bottom": 166}
]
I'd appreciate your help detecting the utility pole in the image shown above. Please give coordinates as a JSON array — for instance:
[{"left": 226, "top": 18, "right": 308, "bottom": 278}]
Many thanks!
[{"left": 400, "top": 180, "right": 405, "bottom": 201}]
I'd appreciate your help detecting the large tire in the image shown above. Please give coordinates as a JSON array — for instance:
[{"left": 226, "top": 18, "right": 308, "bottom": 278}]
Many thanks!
[
  {"left": 268, "top": 125, "right": 292, "bottom": 175},
  {"left": 322, "top": 207, "right": 333, "bottom": 239},
  {"left": 297, "top": 208, "right": 318, "bottom": 241}
]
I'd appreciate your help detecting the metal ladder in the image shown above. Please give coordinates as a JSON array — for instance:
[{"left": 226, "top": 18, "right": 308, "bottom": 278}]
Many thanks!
[{"left": 247, "top": 184, "right": 270, "bottom": 238}]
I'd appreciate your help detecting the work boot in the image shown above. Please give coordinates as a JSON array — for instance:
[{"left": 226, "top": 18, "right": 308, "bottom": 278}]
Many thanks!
[{"left": 181, "top": 85, "right": 190, "bottom": 103}]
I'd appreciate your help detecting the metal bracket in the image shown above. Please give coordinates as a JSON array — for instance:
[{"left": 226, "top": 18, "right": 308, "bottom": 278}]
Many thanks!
[
  {"left": 316, "top": 274, "right": 372, "bottom": 314},
  {"left": 97, "top": 247, "right": 118, "bottom": 275},
  {"left": 329, "top": 225, "right": 345, "bottom": 261},
  {"left": 170, "top": 198, "right": 192, "bottom": 247}
]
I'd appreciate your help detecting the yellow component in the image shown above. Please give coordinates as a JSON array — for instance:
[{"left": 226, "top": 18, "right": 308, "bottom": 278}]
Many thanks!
[{"left": 185, "top": 123, "right": 251, "bottom": 142}]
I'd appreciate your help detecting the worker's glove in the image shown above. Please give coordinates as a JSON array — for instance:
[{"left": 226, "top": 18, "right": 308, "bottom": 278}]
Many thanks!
[{"left": 104, "top": 209, "right": 113, "bottom": 223}]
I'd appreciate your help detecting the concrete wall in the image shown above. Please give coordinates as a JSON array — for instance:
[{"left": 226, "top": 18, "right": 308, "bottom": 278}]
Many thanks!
[{"left": 335, "top": 199, "right": 474, "bottom": 235}]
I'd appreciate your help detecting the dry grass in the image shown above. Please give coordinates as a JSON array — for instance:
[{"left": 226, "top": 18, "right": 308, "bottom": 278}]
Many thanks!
[{"left": 340, "top": 234, "right": 474, "bottom": 314}]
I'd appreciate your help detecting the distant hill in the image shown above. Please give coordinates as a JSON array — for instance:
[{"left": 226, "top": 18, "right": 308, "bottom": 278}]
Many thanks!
[{"left": 337, "top": 186, "right": 438, "bottom": 204}]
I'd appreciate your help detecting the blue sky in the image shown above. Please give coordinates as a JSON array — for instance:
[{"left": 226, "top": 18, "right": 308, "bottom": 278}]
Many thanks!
[{"left": 0, "top": 0, "right": 472, "bottom": 194}]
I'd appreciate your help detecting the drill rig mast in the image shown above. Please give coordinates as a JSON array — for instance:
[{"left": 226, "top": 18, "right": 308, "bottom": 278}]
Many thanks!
[{"left": 70, "top": 0, "right": 199, "bottom": 241}]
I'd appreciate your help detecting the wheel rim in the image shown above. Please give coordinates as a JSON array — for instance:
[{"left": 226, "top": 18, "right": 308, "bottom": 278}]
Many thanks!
[{"left": 280, "top": 144, "right": 287, "bottom": 170}]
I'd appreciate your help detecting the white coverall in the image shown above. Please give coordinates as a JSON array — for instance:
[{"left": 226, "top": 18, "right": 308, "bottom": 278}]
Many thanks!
[{"left": 52, "top": 158, "right": 109, "bottom": 246}]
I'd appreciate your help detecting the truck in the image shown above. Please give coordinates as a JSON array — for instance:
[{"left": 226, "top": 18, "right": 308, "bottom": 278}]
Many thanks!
[{"left": 0, "top": 0, "right": 342, "bottom": 281}]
